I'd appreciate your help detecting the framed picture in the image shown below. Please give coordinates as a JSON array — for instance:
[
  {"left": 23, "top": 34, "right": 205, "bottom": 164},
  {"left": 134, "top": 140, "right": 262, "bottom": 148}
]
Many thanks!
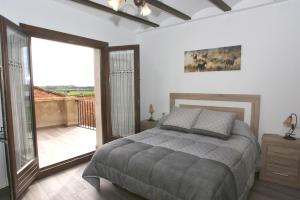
[{"left": 184, "top": 45, "right": 241, "bottom": 73}]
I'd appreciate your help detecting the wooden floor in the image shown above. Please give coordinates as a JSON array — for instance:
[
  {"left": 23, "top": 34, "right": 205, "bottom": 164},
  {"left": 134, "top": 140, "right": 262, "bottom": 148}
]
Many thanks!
[
  {"left": 37, "top": 126, "right": 96, "bottom": 168},
  {"left": 20, "top": 163, "right": 300, "bottom": 200}
]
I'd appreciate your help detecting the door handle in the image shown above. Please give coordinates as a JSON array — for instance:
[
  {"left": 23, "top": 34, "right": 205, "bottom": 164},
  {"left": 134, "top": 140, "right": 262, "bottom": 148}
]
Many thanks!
[
  {"left": 0, "top": 137, "right": 7, "bottom": 143},
  {"left": 0, "top": 136, "right": 7, "bottom": 143},
  {"left": 0, "top": 126, "right": 7, "bottom": 143}
]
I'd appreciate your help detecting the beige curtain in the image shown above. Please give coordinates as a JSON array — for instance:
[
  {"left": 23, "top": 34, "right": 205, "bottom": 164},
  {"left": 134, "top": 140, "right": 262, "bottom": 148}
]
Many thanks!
[{"left": 109, "top": 50, "right": 135, "bottom": 137}]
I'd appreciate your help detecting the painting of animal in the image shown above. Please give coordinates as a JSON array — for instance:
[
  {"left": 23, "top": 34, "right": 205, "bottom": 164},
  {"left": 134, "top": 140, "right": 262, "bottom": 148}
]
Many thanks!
[{"left": 184, "top": 45, "right": 241, "bottom": 72}]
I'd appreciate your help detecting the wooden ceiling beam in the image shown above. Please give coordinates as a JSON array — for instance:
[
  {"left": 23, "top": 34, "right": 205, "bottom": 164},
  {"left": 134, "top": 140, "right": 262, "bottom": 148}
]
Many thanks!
[
  {"left": 146, "top": 0, "right": 191, "bottom": 20},
  {"left": 68, "top": 0, "right": 159, "bottom": 28},
  {"left": 209, "top": 0, "right": 232, "bottom": 12}
]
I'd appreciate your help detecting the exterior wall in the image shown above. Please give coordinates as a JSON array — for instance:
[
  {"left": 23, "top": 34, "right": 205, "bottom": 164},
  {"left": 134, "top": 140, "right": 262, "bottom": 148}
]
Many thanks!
[
  {"left": 65, "top": 99, "right": 79, "bottom": 126},
  {"left": 35, "top": 97, "right": 78, "bottom": 128}
]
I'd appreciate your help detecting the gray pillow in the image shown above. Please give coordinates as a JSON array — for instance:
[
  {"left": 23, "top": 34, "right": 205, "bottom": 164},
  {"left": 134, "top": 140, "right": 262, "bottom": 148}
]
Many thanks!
[
  {"left": 192, "top": 109, "right": 237, "bottom": 140},
  {"left": 161, "top": 107, "right": 202, "bottom": 132},
  {"left": 156, "top": 114, "right": 169, "bottom": 127}
]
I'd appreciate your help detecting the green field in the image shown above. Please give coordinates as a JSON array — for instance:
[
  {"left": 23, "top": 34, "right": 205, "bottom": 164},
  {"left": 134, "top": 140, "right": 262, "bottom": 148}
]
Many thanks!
[
  {"left": 40, "top": 86, "right": 95, "bottom": 97},
  {"left": 56, "top": 90, "right": 95, "bottom": 97}
]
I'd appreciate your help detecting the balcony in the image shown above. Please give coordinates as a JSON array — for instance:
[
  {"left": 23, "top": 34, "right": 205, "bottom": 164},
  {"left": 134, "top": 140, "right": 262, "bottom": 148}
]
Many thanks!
[
  {"left": 34, "top": 96, "right": 96, "bottom": 168},
  {"left": 37, "top": 126, "right": 95, "bottom": 168}
]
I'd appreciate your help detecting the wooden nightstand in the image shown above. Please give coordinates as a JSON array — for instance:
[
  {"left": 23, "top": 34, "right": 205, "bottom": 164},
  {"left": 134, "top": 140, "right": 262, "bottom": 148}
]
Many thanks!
[
  {"left": 140, "top": 120, "right": 158, "bottom": 131},
  {"left": 260, "top": 134, "right": 300, "bottom": 189}
]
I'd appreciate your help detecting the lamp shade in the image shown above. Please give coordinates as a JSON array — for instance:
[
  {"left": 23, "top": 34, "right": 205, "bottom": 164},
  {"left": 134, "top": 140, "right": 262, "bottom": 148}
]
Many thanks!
[
  {"left": 108, "top": 0, "right": 122, "bottom": 11},
  {"left": 283, "top": 115, "right": 293, "bottom": 127},
  {"left": 149, "top": 104, "right": 154, "bottom": 113},
  {"left": 134, "top": 0, "right": 145, "bottom": 7},
  {"left": 140, "top": 3, "right": 151, "bottom": 16},
  {"left": 108, "top": 0, "right": 152, "bottom": 17}
]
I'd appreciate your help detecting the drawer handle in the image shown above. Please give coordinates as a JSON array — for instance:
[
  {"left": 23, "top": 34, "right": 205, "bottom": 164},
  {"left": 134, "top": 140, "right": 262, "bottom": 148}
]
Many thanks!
[
  {"left": 271, "top": 172, "right": 289, "bottom": 177},
  {"left": 272, "top": 151, "right": 289, "bottom": 156}
]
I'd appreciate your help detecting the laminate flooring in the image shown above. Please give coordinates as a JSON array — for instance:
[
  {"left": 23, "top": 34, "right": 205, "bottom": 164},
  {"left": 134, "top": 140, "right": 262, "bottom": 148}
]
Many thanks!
[{"left": 20, "top": 163, "right": 300, "bottom": 200}]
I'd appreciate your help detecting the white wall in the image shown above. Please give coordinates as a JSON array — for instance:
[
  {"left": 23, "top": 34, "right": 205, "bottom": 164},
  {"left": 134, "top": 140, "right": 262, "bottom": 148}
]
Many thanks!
[
  {"left": 137, "top": 0, "right": 300, "bottom": 141},
  {"left": 0, "top": 0, "right": 137, "bottom": 45}
]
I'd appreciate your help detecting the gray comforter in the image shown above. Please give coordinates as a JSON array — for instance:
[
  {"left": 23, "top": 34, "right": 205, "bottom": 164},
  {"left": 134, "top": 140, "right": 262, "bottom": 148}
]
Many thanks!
[{"left": 83, "top": 120, "right": 260, "bottom": 200}]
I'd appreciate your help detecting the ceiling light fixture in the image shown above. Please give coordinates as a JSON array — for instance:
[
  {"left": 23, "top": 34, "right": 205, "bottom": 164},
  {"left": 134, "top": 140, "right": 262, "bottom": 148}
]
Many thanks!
[
  {"left": 133, "top": 0, "right": 144, "bottom": 7},
  {"left": 140, "top": 3, "right": 151, "bottom": 16},
  {"left": 108, "top": 0, "right": 123, "bottom": 11},
  {"left": 108, "top": 0, "right": 152, "bottom": 16}
]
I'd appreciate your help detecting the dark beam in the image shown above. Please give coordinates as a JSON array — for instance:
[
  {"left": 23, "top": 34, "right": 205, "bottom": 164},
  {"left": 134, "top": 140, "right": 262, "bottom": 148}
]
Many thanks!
[
  {"left": 146, "top": 0, "right": 191, "bottom": 20},
  {"left": 68, "top": 0, "right": 159, "bottom": 27},
  {"left": 209, "top": 0, "right": 232, "bottom": 12}
]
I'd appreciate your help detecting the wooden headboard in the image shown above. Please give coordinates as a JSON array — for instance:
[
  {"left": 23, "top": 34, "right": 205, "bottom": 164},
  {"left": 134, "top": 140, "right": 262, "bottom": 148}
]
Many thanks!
[{"left": 170, "top": 93, "right": 261, "bottom": 137}]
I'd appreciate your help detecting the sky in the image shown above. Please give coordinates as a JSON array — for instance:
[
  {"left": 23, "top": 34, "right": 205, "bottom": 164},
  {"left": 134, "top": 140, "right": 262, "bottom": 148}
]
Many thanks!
[{"left": 31, "top": 37, "right": 95, "bottom": 87}]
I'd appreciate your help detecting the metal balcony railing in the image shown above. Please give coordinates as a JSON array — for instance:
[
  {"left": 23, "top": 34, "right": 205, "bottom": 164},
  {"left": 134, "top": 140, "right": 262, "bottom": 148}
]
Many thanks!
[{"left": 77, "top": 99, "right": 96, "bottom": 130}]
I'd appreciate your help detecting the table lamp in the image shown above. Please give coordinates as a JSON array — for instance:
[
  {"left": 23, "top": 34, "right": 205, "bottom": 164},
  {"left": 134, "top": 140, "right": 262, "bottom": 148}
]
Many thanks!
[
  {"left": 148, "top": 104, "right": 155, "bottom": 121},
  {"left": 283, "top": 113, "right": 297, "bottom": 140}
]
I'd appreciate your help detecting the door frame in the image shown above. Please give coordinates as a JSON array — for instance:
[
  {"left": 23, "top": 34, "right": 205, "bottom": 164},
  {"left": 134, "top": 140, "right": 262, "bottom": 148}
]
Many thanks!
[
  {"left": 0, "top": 16, "right": 14, "bottom": 200},
  {"left": 0, "top": 16, "right": 40, "bottom": 200},
  {"left": 19, "top": 24, "right": 111, "bottom": 179},
  {"left": 106, "top": 45, "right": 140, "bottom": 143}
]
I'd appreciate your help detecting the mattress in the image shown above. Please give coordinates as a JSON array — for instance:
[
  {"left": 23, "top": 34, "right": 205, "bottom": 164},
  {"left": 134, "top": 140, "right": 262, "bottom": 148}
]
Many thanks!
[{"left": 83, "top": 120, "right": 260, "bottom": 200}]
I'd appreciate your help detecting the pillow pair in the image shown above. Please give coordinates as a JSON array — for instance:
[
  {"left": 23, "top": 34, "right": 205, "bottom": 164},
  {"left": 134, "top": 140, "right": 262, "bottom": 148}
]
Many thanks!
[{"left": 161, "top": 107, "right": 236, "bottom": 140}]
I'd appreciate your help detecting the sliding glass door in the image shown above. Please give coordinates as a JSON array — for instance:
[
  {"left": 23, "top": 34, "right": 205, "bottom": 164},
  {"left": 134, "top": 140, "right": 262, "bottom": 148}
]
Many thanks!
[{"left": 0, "top": 16, "right": 38, "bottom": 200}]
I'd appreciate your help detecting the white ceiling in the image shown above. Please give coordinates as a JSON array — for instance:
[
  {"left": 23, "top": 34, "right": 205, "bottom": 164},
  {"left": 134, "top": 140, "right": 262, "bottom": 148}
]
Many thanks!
[{"left": 55, "top": 0, "right": 285, "bottom": 32}]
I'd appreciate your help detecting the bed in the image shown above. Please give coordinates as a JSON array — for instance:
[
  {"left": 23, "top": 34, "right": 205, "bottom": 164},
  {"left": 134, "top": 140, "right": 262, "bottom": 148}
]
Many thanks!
[{"left": 83, "top": 93, "right": 261, "bottom": 200}]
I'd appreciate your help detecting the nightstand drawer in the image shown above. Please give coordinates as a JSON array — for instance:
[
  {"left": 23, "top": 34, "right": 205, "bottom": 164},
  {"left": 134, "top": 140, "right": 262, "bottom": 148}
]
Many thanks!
[
  {"left": 267, "top": 146, "right": 300, "bottom": 161},
  {"left": 267, "top": 155, "right": 299, "bottom": 168},
  {"left": 265, "top": 163, "right": 299, "bottom": 184},
  {"left": 265, "top": 171, "right": 299, "bottom": 185},
  {"left": 140, "top": 120, "right": 158, "bottom": 131},
  {"left": 261, "top": 134, "right": 300, "bottom": 189},
  {"left": 266, "top": 163, "right": 299, "bottom": 177}
]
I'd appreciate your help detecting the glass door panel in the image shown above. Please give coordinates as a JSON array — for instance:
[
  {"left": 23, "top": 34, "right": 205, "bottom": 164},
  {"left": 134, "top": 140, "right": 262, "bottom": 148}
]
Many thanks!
[
  {"left": 7, "top": 27, "right": 35, "bottom": 172},
  {"left": 0, "top": 16, "right": 38, "bottom": 199}
]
